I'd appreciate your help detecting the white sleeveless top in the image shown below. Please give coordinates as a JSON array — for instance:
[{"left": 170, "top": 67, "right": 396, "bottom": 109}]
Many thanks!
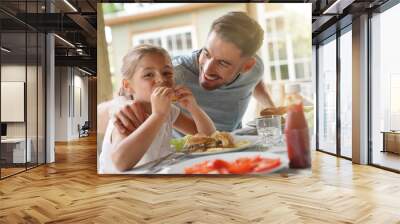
[{"left": 99, "top": 104, "right": 180, "bottom": 174}]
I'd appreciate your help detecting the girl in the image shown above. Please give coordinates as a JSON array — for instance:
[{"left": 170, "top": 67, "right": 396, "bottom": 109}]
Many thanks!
[{"left": 99, "top": 44, "right": 216, "bottom": 173}]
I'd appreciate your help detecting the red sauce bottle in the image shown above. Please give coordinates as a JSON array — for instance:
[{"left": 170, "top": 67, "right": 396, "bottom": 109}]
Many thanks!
[{"left": 284, "top": 87, "right": 311, "bottom": 169}]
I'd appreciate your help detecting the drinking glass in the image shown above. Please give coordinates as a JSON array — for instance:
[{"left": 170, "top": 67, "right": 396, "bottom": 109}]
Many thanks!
[{"left": 256, "top": 115, "right": 282, "bottom": 147}]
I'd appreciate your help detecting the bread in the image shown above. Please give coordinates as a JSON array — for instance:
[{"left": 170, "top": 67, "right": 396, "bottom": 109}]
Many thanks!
[
  {"left": 171, "top": 94, "right": 179, "bottom": 102},
  {"left": 260, "top": 106, "right": 287, "bottom": 116},
  {"left": 211, "top": 131, "right": 234, "bottom": 147},
  {"left": 183, "top": 132, "right": 236, "bottom": 152},
  {"left": 183, "top": 135, "right": 218, "bottom": 152}
]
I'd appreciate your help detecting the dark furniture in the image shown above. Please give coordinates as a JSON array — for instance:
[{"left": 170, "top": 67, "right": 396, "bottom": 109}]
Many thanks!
[
  {"left": 381, "top": 131, "right": 400, "bottom": 155},
  {"left": 78, "top": 121, "right": 90, "bottom": 138}
]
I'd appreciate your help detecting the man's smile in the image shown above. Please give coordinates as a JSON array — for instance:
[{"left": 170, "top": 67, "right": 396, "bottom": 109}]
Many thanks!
[{"left": 203, "top": 73, "right": 221, "bottom": 81}]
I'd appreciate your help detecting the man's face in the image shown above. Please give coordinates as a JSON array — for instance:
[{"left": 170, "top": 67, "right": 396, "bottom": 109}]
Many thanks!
[{"left": 198, "top": 31, "right": 249, "bottom": 90}]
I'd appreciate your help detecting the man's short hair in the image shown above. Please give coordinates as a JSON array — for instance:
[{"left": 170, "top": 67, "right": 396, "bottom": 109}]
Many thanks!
[{"left": 210, "top": 11, "right": 264, "bottom": 57}]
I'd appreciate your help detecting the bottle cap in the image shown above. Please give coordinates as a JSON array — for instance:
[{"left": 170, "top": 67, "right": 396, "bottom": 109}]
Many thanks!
[{"left": 285, "top": 83, "right": 301, "bottom": 94}]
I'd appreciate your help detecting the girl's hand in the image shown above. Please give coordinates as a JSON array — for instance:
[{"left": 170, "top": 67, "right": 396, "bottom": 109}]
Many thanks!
[
  {"left": 151, "top": 87, "right": 173, "bottom": 118},
  {"left": 174, "top": 86, "right": 198, "bottom": 112}
]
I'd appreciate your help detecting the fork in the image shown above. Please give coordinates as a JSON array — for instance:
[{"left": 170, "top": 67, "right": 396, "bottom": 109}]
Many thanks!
[{"left": 148, "top": 153, "right": 188, "bottom": 174}]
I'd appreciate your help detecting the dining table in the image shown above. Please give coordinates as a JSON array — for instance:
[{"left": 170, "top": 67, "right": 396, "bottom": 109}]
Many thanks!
[{"left": 121, "top": 127, "right": 305, "bottom": 175}]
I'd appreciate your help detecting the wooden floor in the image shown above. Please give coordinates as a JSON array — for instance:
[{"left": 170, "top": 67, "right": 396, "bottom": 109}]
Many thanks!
[
  {"left": 1, "top": 163, "right": 45, "bottom": 178},
  {"left": 1, "top": 135, "right": 400, "bottom": 223},
  {"left": 1, "top": 167, "right": 26, "bottom": 177},
  {"left": 372, "top": 150, "right": 400, "bottom": 171}
]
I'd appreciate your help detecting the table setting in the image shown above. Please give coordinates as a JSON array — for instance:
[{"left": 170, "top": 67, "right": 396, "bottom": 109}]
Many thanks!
[{"left": 122, "top": 116, "right": 291, "bottom": 175}]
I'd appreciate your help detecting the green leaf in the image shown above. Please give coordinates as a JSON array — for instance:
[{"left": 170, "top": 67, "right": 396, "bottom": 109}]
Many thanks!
[{"left": 170, "top": 135, "right": 191, "bottom": 152}]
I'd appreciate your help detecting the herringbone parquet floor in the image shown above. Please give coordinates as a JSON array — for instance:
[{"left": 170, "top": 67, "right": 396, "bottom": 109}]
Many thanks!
[{"left": 1, "top": 135, "right": 399, "bottom": 223}]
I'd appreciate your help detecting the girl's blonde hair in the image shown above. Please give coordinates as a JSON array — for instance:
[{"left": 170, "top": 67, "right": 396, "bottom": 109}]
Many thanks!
[{"left": 119, "top": 44, "right": 171, "bottom": 97}]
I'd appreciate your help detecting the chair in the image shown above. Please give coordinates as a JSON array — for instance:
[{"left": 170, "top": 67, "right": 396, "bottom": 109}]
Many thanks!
[{"left": 79, "top": 121, "right": 90, "bottom": 138}]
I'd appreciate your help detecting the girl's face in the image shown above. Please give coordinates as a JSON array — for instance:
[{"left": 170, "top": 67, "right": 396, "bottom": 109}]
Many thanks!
[{"left": 124, "top": 52, "right": 174, "bottom": 102}]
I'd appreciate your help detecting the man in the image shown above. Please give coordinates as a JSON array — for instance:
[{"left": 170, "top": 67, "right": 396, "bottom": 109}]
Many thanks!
[{"left": 113, "top": 11, "right": 275, "bottom": 135}]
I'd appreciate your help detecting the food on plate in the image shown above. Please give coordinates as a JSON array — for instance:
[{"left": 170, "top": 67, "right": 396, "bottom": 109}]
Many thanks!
[
  {"left": 184, "top": 155, "right": 281, "bottom": 174},
  {"left": 183, "top": 135, "right": 219, "bottom": 152},
  {"left": 182, "top": 131, "right": 240, "bottom": 153},
  {"left": 260, "top": 106, "right": 287, "bottom": 116},
  {"left": 211, "top": 131, "right": 234, "bottom": 147},
  {"left": 170, "top": 131, "right": 250, "bottom": 153},
  {"left": 170, "top": 135, "right": 191, "bottom": 152},
  {"left": 259, "top": 106, "right": 312, "bottom": 121}
]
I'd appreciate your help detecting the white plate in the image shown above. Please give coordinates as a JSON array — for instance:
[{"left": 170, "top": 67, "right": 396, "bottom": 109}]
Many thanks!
[
  {"left": 159, "top": 151, "right": 289, "bottom": 174},
  {"left": 177, "top": 135, "right": 257, "bottom": 156}
]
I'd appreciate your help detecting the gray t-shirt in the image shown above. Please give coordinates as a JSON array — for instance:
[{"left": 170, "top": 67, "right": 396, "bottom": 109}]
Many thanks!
[{"left": 173, "top": 50, "right": 263, "bottom": 132}]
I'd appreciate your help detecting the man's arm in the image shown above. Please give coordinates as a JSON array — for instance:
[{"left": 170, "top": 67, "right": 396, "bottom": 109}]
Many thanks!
[{"left": 252, "top": 81, "right": 276, "bottom": 108}]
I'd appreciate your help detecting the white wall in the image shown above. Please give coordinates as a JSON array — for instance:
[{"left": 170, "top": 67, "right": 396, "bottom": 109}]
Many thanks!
[
  {"left": 55, "top": 67, "right": 69, "bottom": 141},
  {"left": 54, "top": 67, "right": 89, "bottom": 141},
  {"left": 1, "top": 64, "right": 46, "bottom": 164},
  {"left": 71, "top": 73, "right": 89, "bottom": 138},
  {"left": 1, "top": 65, "right": 33, "bottom": 137},
  {"left": 1, "top": 66, "right": 26, "bottom": 141}
]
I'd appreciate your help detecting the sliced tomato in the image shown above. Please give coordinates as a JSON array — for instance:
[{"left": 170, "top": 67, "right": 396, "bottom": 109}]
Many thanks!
[
  {"left": 253, "top": 159, "right": 281, "bottom": 173},
  {"left": 217, "top": 169, "right": 230, "bottom": 174},
  {"left": 227, "top": 157, "right": 256, "bottom": 174},
  {"left": 252, "top": 156, "right": 263, "bottom": 163},
  {"left": 212, "top": 159, "right": 230, "bottom": 174},
  {"left": 185, "top": 161, "right": 213, "bottom": 174},
  {"left": 185, "top": 156, "right": 281, "bottom": 174},
  {"left": 213, "top": 159, "right": 230, "bottom": 169}
]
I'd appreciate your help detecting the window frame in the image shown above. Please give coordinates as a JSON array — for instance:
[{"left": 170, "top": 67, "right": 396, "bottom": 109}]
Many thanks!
[
  {"left": 316, "top": 34, "right": 338, "bottom": 156},
  {"left": 132, "top": 26, "right": 197, "bottom": 57},
  {"left": 315, "top": 22, "right": 354, "bottom": 160},
  {"left": 258, "top": 8, "right": 311, "bottom": 83}
]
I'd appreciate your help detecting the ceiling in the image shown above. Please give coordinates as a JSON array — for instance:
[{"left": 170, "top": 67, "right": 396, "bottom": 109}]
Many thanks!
[
  {"left": 309, "top": 0, "right": 390, "bottom": 43},
  {"left": 0, "top": 0, "right": 97, "bottom": 75}
]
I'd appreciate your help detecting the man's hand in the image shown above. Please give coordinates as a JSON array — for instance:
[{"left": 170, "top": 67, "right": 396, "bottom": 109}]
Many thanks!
[{"left": 114, "top": 101, "right": 149, "bottom": 135}]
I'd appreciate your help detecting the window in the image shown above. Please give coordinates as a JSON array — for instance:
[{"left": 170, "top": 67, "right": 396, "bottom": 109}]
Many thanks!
[
  {"left": 270, "top": 66, "right": 276, "bottom": 80},
  {"left": 340, "top": 28, "right": 352, "bottom": 158},
  {"left": 280, "top": 64, "right": 289, "bottom": 80},
  {"left": 277, "top": 41, "right": 287, "bottom": 60},
  {"left": 371, "top": 3, "right": 400, "bottom": 171},
  {"left": 105, "top": 26, "right": 114, "bottom": 74},
  {"left": 275, "top": 17, "right": 285, "bottom": 32},
  {"left": 390, "top": 74, "right": 400, "bottom": 130},
  {"left": 263, "top": 14, "right": 311, "bottom": 83},
  {"left": 132, "top": 26, "right": 196, "bottom": 57},
  {"left": 265, "top": 15, "right": 291, "bottom": 82},
  {"left": 0, "top": 1, "right": 46, "bottom": 179},
  {"left": 294, "top": 59, "right": 311, "bottom": 80},
  {"left": 295, "top": 63, "right": 305, "bottom": 79},
  {"left": 317, "top": 36, "right": 337, "bottom": 154}
]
